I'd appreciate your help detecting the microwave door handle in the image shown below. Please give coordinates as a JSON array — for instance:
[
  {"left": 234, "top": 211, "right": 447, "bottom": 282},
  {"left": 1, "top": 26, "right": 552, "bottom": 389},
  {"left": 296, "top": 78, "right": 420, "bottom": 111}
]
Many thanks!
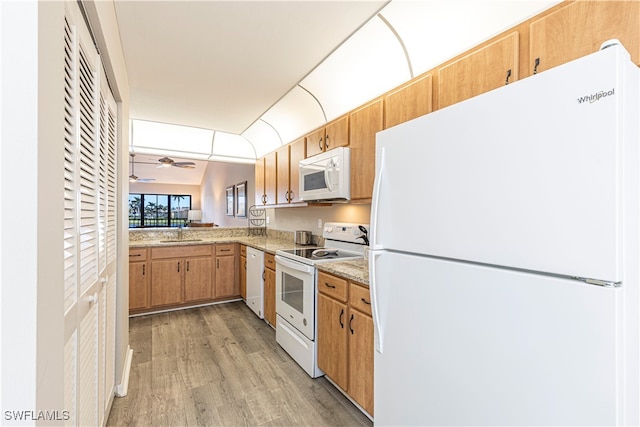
[{"left": 324, "top": 160, "right": 334, "bottom": 191}]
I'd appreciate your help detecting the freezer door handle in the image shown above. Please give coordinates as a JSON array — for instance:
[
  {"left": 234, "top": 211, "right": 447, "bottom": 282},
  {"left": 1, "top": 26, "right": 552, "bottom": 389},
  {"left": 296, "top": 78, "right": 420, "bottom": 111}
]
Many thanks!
[{"left": 370, "top": 146, "right": 385, "bottom": 249}]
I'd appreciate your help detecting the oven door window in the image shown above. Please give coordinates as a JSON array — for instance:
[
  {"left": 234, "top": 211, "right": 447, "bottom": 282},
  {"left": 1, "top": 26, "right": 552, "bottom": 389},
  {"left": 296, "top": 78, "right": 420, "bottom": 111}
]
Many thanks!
[{"left": 282, "top": 272, "right": 304, "bottom": 314}]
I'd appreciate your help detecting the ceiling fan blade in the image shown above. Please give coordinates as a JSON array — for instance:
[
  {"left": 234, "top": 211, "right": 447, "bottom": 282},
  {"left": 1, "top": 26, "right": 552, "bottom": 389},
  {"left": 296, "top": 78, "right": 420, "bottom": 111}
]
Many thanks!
[{"left": 172, "top": 162, "right": 196, "bottom": 168}]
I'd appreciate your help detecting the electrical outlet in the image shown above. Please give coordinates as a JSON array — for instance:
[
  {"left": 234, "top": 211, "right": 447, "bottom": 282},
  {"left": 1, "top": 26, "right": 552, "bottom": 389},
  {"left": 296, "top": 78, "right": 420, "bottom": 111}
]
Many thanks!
[
  {"left": 317, "top": 219, "right": 322, "bottom": 229},
  {"left": 266, "top": 216, "right": 270, "bottom": 225}
]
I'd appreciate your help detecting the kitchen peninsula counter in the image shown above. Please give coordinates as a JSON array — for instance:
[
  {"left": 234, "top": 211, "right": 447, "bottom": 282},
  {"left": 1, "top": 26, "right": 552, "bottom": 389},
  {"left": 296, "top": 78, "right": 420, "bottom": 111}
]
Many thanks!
[{"left": 129, "top": 227, "right": 370, "bottom": 285}]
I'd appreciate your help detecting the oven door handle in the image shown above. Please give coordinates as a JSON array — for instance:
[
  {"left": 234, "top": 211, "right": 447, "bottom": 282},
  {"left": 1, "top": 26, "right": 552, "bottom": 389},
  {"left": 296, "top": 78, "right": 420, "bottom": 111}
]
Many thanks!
[{"left": 275, "top": 255, "right": 315, "bottom": 274}]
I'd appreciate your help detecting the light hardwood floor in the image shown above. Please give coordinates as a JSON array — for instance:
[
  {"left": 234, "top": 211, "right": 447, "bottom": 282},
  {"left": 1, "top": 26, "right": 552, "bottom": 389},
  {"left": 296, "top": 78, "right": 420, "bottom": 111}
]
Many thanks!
[{"left": 107, "top": 302, "right": 373, "bottom": 426}]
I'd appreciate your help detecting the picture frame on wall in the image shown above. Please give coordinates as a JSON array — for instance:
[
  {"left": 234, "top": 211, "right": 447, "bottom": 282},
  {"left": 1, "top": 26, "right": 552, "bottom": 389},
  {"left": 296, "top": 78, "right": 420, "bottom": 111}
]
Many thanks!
[
  {"left": 235, "top": 181, "right": 247, "bottom": 218},
  {"left": 226, "top": 185, "right": 235, "bottom": 216}
]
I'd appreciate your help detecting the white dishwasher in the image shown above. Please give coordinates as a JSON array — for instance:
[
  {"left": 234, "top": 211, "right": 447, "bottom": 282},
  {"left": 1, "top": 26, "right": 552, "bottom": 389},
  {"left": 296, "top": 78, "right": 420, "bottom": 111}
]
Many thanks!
[{"left": 246, "top": 247, "right": 264, "bottom": 318}]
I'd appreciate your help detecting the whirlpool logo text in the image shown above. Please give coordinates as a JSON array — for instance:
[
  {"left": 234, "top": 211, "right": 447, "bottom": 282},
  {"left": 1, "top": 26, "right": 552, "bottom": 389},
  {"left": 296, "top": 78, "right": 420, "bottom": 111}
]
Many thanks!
[{"left": 577, "top": 88, "right": 615, "bottom": 104}]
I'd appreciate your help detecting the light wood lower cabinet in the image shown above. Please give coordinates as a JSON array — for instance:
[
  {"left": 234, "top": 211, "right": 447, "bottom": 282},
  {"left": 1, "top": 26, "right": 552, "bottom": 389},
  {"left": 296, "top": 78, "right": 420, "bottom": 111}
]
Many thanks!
[
  {"left": 317, "top": 271, "right": 374, "bottom": 416},
  {"left": 129, "top": 248, "right": 149, "bottom": 310},
  {"left": 240, "top": 245, "right": 247, "bottom": 300},
  {"left": 129, "top": 243, "right": 239, "bottom": 314},
  {"left": 215, "top": 243, "right": 238, "bottom": 298},
  {"left": 264, "top": 252, "right": 276, "bottom": 327}
]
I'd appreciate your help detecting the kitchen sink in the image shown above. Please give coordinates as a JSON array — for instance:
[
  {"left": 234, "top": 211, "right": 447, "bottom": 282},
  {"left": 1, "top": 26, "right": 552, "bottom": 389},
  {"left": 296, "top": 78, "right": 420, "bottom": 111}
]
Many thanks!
[{"left": 159, "top": 239, "right": 203, "bottom": 243}]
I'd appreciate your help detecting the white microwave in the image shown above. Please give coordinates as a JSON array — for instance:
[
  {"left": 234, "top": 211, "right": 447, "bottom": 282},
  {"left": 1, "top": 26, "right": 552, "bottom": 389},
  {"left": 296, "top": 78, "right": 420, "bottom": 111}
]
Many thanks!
[{"left": 299, "top": 147, "right": 350, "bottom": 202}]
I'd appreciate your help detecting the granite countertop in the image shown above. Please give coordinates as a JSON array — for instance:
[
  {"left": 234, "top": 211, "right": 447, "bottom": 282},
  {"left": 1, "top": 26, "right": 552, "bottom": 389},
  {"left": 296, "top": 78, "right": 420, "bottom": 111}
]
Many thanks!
[
  {"left": 317, "top": 258, "right": 369, "bottom": 286},
  {"left": 129, "top": 227, "right": 369, "bottom": 285}
]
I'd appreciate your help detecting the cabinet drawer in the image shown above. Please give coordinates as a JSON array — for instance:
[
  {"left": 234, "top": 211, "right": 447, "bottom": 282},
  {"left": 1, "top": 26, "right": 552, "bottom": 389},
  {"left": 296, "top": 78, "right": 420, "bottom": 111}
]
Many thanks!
[
  {"left": 240, "top": 245, "right": 247, "bottom": 257},
  {"left": 318, "top": 271, "right": 348, "bottom": 302},
  {"left": 265, "top": 253, "right": 276, "bottom": 270},
  {"left": 151, "top": 244, "right": 212, "bottom": 259},
  {"left": 349, "top": 282, "right": 372, "bottom": 316},
  {"left": 216, "top": 243, "right": 236, "bottom": 256},
  {"left": 129, "top": 248, "right": 148, "bottom": 261}
]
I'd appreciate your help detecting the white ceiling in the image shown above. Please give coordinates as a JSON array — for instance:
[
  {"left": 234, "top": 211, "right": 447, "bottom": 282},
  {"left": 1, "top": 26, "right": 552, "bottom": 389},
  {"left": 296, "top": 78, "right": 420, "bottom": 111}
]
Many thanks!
[
  {"left": 115, "top": 0, "right": 387, "bottom": 134},
  {"left": 115, "top": 0, "right": 561, "bottom": 184}
]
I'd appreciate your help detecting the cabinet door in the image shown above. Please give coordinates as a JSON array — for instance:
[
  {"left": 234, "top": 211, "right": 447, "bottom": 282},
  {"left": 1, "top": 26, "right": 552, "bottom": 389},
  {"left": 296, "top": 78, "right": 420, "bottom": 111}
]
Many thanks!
[
  {"left": 385, "top": 74, "right": 432, "bottom": 129},
  {"left": 264, "top": 267, "right": 276, "bottom": 326},
  {"left": 276, "top": 145, "right": 290, "bottom": 204},
  {"left": 288, "top": 138, "right": 306, "bottom": 203},
  {"left": 255, "top": 157, "right": 265, "bottom": 205},
  {"left": 240, "top": 254, "right": 247, "bottom": 300},
  {"left": 438, "top": 32, "right": 519, "bottom": 109},
  {"left": 348, "top": 309, "right": 374, "bottom": 416},
  {"left": 184, "top": 257, "right": 213, "bottom": 302},
  {"left": 129, "top": 262, "right": 149, "bottom": 311},
  {"left": 324, "top": 115, "right": 349, "bottom": 151},
  {"left": 151, "top": 259, "right": 183, "bottom": 307},
  {"left": 215, "top": 255, "right": 237, "bottom": 298},
  {"left": 264, "top": 151, "right": 277, "bottom": 205},
  {"left": 318, "top": 294, "right": 348, "bottom": 391},
  {"left": 306, "top": 127, "right": 325, "bottom": 157},
  {"left": 530, "top": 1, "right": 640, "bottom": 74},
  {"left": 350, "top": 99, "right": 384, "bottom": 200}
]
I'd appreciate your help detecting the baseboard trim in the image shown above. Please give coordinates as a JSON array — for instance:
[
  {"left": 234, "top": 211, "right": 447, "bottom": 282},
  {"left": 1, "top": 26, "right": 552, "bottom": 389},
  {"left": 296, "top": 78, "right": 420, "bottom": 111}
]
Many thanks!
[{"left": 115, "top": 346, "right": 133, "bottom": 397}]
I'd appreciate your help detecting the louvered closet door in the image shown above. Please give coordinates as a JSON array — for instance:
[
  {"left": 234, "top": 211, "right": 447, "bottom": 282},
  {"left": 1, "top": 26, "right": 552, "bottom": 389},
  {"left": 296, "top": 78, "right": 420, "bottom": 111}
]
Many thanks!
[{"left": 62, "top": 1, "right": 117, "bottom": 425}]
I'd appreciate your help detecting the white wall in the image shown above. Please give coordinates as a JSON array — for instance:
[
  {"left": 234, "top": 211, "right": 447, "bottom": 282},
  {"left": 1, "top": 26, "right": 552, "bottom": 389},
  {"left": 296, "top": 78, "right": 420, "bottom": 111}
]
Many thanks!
[
  {"left": 200, "top": 161, "right": 255, "bottom": 227},
  {"left": 129, "top": 182, "right": 202, "bottom": 210},
  {"left": 266, "top": 204, "right": 371, "bottom": 235},
  {"left": 1, "top": 0, "right": 65, "bottom": 417}
]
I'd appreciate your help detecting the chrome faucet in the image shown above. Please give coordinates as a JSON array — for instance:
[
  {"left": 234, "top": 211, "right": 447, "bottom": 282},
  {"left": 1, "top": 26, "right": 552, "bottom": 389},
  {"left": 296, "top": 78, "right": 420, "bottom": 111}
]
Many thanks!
[{"left": 177, "top": 225, "right": 183, "bottom": 241}]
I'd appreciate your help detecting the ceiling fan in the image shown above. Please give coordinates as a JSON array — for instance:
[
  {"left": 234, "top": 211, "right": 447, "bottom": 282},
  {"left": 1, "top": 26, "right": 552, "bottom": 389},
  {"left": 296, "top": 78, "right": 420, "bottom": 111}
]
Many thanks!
[
  {"left": 129, "top": 154, "right": 155, "bottom": 182},
  {"left": 156, "top": 156, "right": 196, "bottom": 169}
]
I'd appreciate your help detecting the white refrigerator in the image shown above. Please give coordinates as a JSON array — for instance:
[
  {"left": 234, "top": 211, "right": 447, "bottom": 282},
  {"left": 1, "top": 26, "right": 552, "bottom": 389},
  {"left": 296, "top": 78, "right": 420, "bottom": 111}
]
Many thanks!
[{"left": 369, "top": 43, "right": 640, "bottom": 426}]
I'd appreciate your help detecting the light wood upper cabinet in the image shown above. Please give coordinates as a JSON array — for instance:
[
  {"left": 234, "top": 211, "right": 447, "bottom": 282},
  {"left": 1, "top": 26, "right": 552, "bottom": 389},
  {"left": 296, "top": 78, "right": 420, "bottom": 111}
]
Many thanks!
[
  {"left": 306, "top": 115, "right": 349, "bottom": 157},
  {"left": 276, "top": 138, "right": 306, "bottom": 204},
  {"left": 288, "top": 138, "right": 305, "bottom": 203},
  {"left": 530, "top": 1, "right": 640, "bottom": 75},
  {"left": 350, "top": 99, "right": 384, "bottom": 200},
  {"left": 438, "top": 32, "right": 519, "bottom": 110},
  {"left": 255, "top": 157, "right": 265, "bottom": 206},
  {"left": 385, "top": 74, "right": 433, "bottom": 129},
  {"left": 276, "top": 144, "right": 291, "bottom": 205}
]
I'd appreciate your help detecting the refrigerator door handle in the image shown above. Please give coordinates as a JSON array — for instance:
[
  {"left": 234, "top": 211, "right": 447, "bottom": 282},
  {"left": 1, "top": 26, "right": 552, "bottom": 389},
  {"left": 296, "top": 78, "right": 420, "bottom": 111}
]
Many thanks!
[
  {"left": 370, "top": 146, "right": 385, "bottom": 249},
  {"left": 369, "top": 250, "right": 383, "bottom": 353}
]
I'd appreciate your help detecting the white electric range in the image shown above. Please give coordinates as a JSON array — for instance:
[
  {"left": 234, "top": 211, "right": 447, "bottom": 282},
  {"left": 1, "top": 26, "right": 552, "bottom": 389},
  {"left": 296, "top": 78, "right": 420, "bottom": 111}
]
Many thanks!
[{"left": 274, "top": 222, "right": 369, "bottom": 377}]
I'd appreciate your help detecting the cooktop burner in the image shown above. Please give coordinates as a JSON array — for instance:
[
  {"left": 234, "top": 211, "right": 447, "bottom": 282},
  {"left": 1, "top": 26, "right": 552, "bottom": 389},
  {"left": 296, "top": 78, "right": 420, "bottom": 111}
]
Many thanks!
[{"left": 279, "top": 247, "right": 356, "bottom": 261}]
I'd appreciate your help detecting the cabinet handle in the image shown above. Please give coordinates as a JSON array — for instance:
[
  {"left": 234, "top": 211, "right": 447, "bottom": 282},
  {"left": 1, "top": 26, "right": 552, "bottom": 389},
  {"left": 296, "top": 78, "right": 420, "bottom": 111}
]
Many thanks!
[
  {"left": 361, "top": 298, "right": 370, "bottom": 305},
  {"left": 318, "top": 138, "right": 323, "bottom": 151},
  {"left": 129, "top": 253, "right": 142, "bottom": 257},
  {"left": 177, "top": 262, "right": 180, "bottom": 273},
  {"left": 339, "top": 308, "right": 344, "bottom": 328},
  {"left": 142, "top": 265, "right": 145, "bottom": 276},
  {"left": 349, "top": 313, "right": 354, "bottom": 335},
  {"left": 220, "top": 249, "right": 230, "bottom": 252},
  {"left": 324, "top": 282, "right": 336, "bottom": 289},
  {"left": 325, "top": 135, "right": 329, "bottom": 149},
  {"left": 288, "top": 190, "right": 293, "bottom": 201},
  {"left": 217, "top": 259, "right": 220, "bottom": 268},
  {"left": 187, "top": 261, "right": 190, "bottom": 272},
  {"left": 244, "top": 261, "right": 247, "bottom": 269},
  {"left": 533, "top": 57, "right": 540, "bottom": 75},
  {"left": 505, "top": 68, "right": 512, "bottom": 85}
]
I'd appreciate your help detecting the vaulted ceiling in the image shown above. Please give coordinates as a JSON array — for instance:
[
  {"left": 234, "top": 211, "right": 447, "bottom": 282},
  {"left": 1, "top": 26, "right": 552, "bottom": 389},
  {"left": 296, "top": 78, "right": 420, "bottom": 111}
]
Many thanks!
[{"left": 116, "top": 0, "right": 561, "bottom": 183}]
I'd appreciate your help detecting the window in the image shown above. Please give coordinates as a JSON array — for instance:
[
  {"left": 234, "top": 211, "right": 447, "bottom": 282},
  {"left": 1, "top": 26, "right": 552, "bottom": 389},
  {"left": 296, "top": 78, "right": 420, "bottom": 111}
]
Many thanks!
[{"left": 129, "top": 193, "right": 192, "bottom": 228}]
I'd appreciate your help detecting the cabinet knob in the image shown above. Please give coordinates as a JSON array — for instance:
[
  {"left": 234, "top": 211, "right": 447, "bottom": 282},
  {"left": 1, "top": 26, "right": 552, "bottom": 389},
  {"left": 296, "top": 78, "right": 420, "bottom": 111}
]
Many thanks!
[{"left": 87, "top": 292, "right": 98, "bottom": 305}]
